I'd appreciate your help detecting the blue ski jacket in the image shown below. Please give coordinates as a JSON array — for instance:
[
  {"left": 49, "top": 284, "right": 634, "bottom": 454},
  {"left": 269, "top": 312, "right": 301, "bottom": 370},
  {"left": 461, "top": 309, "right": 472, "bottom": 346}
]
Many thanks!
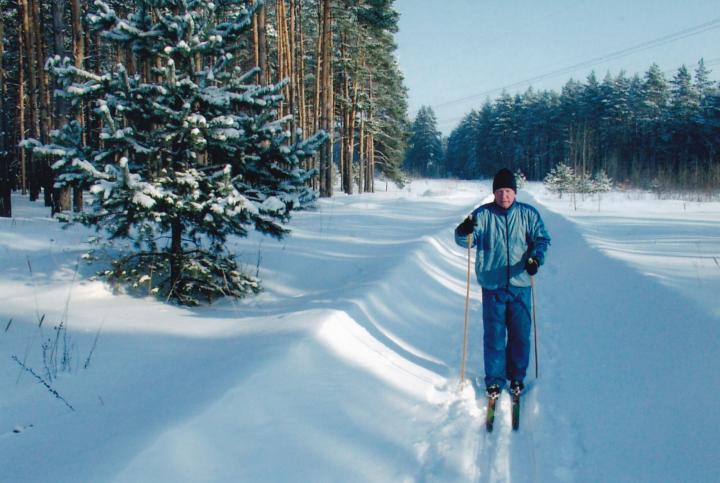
[{"left": 455, "top": 201, "right": 551, "bottom": 289}]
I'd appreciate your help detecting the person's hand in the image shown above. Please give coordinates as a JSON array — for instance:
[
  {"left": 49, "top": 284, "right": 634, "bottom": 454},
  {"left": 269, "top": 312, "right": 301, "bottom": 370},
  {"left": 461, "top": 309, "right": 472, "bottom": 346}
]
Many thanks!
[
  {"left": 457, "top": 216, "right": 475, "bottom": 236},
  {"left": 525, "top": 257, "right": 539, "bottom": 276}
]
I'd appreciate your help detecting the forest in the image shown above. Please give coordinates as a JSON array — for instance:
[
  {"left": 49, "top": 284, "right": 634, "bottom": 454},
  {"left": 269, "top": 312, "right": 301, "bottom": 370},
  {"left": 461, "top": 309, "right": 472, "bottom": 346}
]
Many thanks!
[
  {"left": 407, "top": 61, "right": 720, "bottom": 194},
  {"left": 3, "top": 0, "right": 719, "bottom": 224},
  {"left": 0, "top": 0, "right": 409, "bottom": 304},
  {"left": 0, "top": 0, "right": 409, "bottom": 219}
]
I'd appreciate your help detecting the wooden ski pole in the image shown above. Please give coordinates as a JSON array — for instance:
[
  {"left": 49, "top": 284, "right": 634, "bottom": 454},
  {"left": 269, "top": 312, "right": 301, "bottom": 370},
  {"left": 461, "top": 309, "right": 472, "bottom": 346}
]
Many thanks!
[
  {"left": 531, "top": 275, "right": 539, "bottom": 379},
  {"left": 460, "top": 234, "right": 472, "bottom": 386}
]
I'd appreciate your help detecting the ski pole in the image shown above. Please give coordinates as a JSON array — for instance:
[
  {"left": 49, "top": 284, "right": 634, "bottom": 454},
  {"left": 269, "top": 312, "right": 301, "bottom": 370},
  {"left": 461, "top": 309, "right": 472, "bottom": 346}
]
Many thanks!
[
  {"left": 531, "top": 275, "right": 539, "bottom": 379},
  {"left": 460, "top": 234, "right": 472, "bottom": 387}
]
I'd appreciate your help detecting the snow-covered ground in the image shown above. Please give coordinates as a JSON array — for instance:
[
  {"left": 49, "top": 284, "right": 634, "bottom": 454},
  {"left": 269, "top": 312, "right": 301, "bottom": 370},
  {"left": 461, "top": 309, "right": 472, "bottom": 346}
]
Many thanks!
[{"left": 1, "top": 179, "right": 719, "bottom": 482}]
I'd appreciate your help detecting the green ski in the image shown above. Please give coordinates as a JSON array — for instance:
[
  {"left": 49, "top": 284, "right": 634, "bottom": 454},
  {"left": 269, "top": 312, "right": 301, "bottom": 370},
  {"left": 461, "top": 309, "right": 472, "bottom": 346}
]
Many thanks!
[
  {"left": 486, "top": 395, "right": 498, "bottom": 432},
  {"left": 511, "top": 393, "right": 520, "bottom": 430}
]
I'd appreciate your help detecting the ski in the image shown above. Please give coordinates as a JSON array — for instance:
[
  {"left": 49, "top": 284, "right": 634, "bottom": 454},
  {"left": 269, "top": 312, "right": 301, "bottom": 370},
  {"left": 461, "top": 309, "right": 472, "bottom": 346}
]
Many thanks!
[
  {"left": 486, "top": 395, "right": 498, "bottom": 432},
  {"left": 511, "top": 393, "right": 520, "bottom": 430}
]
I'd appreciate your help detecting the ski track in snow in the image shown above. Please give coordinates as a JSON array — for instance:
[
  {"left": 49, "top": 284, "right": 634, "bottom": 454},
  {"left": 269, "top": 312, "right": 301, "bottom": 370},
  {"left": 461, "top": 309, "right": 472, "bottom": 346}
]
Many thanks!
[{"left": 396, "top": 188, "right": 580, "bottom": 483}]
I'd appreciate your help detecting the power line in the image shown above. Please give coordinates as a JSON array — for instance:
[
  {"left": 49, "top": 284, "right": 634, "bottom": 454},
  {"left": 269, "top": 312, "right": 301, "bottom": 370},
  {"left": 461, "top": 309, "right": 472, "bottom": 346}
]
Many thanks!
[{"left": 430, "top": 17, "right": 720, "bottom": 110}]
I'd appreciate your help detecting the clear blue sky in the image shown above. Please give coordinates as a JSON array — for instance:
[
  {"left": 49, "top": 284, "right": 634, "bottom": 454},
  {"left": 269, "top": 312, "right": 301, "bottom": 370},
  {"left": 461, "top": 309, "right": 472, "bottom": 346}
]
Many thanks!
[{"left": 394, "top": 0, "right": 720, "bottom": 135}]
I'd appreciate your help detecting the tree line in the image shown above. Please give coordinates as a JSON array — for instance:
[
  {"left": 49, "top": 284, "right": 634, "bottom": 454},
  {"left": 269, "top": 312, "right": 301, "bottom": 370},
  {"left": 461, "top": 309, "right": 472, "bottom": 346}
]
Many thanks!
[
  {"left": 408, "top": 60, "right": 720, "bottom": 192},
  {"left": 0, "top": 0, "right": 409, "bottom": 218}
]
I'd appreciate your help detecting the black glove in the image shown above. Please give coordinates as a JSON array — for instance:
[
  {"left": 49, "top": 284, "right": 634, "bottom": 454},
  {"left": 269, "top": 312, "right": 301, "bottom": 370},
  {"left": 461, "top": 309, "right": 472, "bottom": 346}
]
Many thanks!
[
  {"left": 525, "top": 257, "right": 539, "bottom": 276},
  {"left": 456, "top": 216, "right": 475, "bottom": 236}
]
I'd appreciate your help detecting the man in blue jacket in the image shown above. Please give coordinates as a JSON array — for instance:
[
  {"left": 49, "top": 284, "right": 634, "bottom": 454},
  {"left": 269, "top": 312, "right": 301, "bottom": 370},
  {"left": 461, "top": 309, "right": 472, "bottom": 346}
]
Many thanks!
[{"left": 455, "top": 168, "right": 551, "bottom": 399}]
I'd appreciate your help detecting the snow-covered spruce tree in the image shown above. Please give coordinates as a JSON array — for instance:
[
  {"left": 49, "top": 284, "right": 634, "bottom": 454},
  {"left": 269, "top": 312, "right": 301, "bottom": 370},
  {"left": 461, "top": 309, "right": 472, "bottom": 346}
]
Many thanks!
[
  {"left": 590, "top": 169, "right": 613, "bottom": 210},
  {"left": 591, "top": 169, "right": 613, "bottom": 194},
  {"left": 23, "top": 0, "right": 326, "bottom": 305},
  {"left": 544, "top": 162, "right": 575, "bottom": 198},
  {"left": 514, "top": 169, "right": 527, "bottom": 189}
]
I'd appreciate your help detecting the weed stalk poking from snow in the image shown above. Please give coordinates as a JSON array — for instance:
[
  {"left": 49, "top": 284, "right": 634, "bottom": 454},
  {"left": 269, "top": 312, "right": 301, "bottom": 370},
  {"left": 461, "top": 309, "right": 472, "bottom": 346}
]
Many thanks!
[
  {"left": 11, "top": 356, "right": 75, "bottom": 412},
  {"left": 43, "top": 258, "right": 82, "bottom": 380},
  {"left": 17, "top": 257, "right": 48, "bottom": 384},
  {"left": 83, "top": 325, "right": 103, "bottom": 370}
]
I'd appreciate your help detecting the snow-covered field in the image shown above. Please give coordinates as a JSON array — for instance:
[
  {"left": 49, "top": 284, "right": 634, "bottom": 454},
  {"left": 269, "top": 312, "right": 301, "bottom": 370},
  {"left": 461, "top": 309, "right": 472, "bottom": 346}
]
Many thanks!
[{"left": 1, "top": 179, "right": 719, "bottom": 482}]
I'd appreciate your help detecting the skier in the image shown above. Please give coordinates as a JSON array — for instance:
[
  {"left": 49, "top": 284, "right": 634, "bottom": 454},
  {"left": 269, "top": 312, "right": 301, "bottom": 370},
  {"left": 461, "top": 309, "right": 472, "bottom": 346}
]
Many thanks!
[{"left": 454, "top": 168, "right": 551, "bottom": 402}]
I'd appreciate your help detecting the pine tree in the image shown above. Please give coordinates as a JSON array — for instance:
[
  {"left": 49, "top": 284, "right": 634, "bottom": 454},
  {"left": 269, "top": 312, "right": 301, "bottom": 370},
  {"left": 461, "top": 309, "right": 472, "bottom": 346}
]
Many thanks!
[
  {"left": 404, "top": 105, "right": 443, "bottom": 177},
  {"left": 693, "top": 58, "right": 714, "bottom": 97},
  {"left": 642, "top": 63, "right": 670, "bottom": 121},
  {"left": 489, "top": 92, "right": 516, "bottom": 171},
  {"left": 638, "top": 63, "right": 670, "bottom": 179},
  {"left": 445, "top": 110, "right": 478, "bottom": 179},
  {"left": 544, "top": 162, "right": 575, "bottom": 198},
  {"left": 670, "top": 65, "right": 699, "bottom": 118},
  {"left": 591, "top": 169, "right": 613, "bottom": 193},
  {"left": 591, "top": 169, "right": 613, "bottom": 210},
  {"left": 669, "top": 65, "right": 702, "bottom": 182},
  {"left": 23, "top": 0, "right": 326, "bottom": 306}
]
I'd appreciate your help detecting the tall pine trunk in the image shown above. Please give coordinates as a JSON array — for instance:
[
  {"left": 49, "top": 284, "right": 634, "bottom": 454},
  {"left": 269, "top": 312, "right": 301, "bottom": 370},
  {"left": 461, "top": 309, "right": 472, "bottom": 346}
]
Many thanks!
[
  {"left": 29, "top": 0, "right": 54, "bottom": 208},
  {"left": 287, "top": 0, "right": 297, "bottom": 139},
  {"left": 276, "top": 0, "right": 295, "bottom": 121},
  {"left": 357, "top": 113, "right": 364, "bottom": 193},
  {"left": 0, "top": 15, "right": 10, "bottom": 217},
  {"left": 367, "top": 78, "right": 375, "bottom": 193},
  {"left": 53, "top": 0, "right": 71, "bottom": 212},
  {"left": 256, "top": 2, "right": 268, "bottom": 84},
  {"left": 71, "top": 0, "right": 85, "bottom": 211},
  {"left": 311, "top": 4, "right": 322, "bottom": 190},
  {"left": 318, "top": 0, "right": 333, "bottom": 197},
  {"left": 339, "top": 37, "right": 349, "bottom": 193},
  {"left": 18, "top": 17, "right": 27, "bottom": 195},
  {"left": 294, "top": 0, "right": 306, "bottom": 136},
  {"left": 19, "top": 0, "right": 42, "bottom": 201},
  {"left": 276, "top": 0, "right": 286, "bottom": 115},
  {"left": 349, "top": 69, "right": 360, "bottom": 193}
]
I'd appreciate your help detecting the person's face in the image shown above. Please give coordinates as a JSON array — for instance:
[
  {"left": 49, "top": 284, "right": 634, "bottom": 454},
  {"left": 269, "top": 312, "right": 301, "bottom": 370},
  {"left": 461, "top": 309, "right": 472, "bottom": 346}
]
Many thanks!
[{"left": 494, "top": 188, "right": 516, "bottom": 209}]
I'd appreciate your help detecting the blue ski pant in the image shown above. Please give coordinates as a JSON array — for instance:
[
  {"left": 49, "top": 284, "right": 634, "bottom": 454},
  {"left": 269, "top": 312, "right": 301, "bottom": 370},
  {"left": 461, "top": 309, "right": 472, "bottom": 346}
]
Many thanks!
[{"left": 481, "top": 286, "right": 532, "bottom": 388}]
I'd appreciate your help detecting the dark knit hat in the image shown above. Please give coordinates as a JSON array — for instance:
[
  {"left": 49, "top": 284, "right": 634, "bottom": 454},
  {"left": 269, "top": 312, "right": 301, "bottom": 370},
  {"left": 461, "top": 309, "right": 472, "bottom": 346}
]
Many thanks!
[{"left": 492, "top": 168, "right": 517, "bottom": 193}]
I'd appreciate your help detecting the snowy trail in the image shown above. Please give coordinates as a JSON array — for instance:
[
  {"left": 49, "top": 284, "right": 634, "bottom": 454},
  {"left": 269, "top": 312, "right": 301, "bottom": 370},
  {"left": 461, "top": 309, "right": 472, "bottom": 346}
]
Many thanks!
[
  {"left": 413, "top": 185, "right": 720, "bottom": 482},
  {"left": 3, "top": 181, "right": 719, "bottom": 482}
]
